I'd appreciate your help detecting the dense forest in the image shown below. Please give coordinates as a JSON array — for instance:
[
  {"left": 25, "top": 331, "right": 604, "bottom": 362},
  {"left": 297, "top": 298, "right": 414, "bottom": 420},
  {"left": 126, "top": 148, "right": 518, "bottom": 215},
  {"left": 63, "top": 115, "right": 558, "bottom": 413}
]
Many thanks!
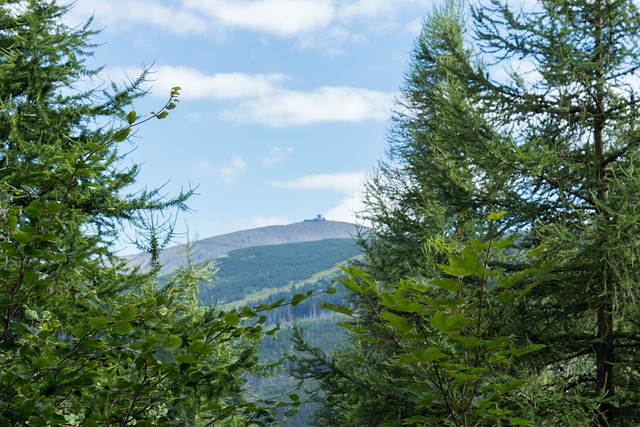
[
  {"left": 3, "top": 0, "right": 640, "bottom": 426},
  {"left": 199, "top": 238, "right": 361, "bottom": 307}
]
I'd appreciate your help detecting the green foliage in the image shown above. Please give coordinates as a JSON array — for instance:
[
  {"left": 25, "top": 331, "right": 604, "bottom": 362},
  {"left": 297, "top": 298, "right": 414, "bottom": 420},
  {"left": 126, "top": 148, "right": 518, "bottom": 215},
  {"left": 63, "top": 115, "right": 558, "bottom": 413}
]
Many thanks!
[
  {"left": 318, "top": 220, "right": 548, "bottom": 426},
  {"left": 293, "top": 0, "right": 640, "bottom": 425},
  {"left": 0, "top": 1, "right": 282, "bottom": 425}
]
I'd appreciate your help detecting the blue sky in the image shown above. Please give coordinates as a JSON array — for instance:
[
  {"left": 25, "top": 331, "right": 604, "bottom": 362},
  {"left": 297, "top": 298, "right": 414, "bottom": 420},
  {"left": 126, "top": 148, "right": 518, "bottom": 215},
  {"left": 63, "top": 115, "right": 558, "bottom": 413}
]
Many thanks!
[{"left": 64, "top": 0, "right": 433, "bottom": 252}]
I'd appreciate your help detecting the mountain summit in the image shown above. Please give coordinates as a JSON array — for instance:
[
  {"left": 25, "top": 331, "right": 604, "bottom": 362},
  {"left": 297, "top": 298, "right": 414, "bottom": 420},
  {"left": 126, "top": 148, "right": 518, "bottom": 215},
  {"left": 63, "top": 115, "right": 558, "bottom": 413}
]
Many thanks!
[{"left": 127, "top": 220, "right": 360, "bottom": 274}]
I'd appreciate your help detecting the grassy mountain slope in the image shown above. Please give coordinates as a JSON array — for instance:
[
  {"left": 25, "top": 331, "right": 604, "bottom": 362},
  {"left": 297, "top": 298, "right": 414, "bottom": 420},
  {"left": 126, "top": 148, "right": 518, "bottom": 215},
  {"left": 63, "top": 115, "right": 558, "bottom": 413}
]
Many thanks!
[{"left": 128, "top": 220, "right": 360, "bottom": 275}]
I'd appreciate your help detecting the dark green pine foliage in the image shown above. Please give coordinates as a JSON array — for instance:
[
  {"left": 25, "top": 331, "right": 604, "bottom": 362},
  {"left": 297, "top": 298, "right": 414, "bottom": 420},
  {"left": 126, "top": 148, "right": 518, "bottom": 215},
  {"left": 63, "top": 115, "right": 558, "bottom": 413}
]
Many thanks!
[
  {"left": 296, "top": 0, "right": 640, "bottom": 426},
  {"left": 0, "top": 1, "right": 277, "bottom": 425}
]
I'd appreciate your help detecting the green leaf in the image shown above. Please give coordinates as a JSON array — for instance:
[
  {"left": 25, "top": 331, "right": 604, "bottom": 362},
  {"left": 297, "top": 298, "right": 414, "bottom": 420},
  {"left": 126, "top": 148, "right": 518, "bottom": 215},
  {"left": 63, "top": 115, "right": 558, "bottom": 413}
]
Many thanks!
[
  {"left": 241, "top": 305, "right": 257, "bottom": 318},
  {"left": 435, "top": 239, "right": 458, "bottom": 252},
  {"left": 12, "top": 231, "right": 34, "bottom": 244},
  {"left": 493, "top": 239, "right": 514, "bottom": 250},
  {"left": 6, "top": 215, "right": 18, "bottom": 227},
  {"left": 224, "top": 312, "right": 240, "bottom": 326},
  {"left": 163, "top": 334, "right": 182, "bottom": 350},
  {"left": 430, "top": 312, "right": 466, "bottom": 332},
  {"left": 449, "top": 371, "right": 479, "bottom": 381},
  {"left": 336, "top": 321, "right": 367, "bottom": 334},
  {"left": 23, "top": 271, "right": 43, "bottom": 286},
  {"left": 438, "top": 263, "right": 470, "bottom": 277},
  {"left": 431, "top": 278, "right": 464, "bottom": 294},
  {"left": 89, "top": 317, "right": 109, "bottom": 329},
  {"left": 113, "top": 127, "right": 131, "bottom": 142},
  {"left": 451, "top": 335, "right": 482, "bottom": 348},
  {"left": 46, "top": 201, "right": 62, "bottom": 214},
  {"left": 177, "top": 354, "right": 199, "bottom": 364},
  {"left": 126, "top": 110, "right": 137, "bottom": 124},
  {"left": 188, "top": 341, "right": 205, "bottom": 354},
  {"left": 32, "top": 356, "right": 52, "bottom": 369},
  {"left": 397, "top": 347, "right": 447, "bottom": 364},
  {"left": 156, "top": 111, "right": 169, "bottom": 119},
  {"left": 28, "top": 416, "right": 45, "bottom": 427},
  {"left": 72, "top": 327, "right": 87, "bottom": 339},
  {"left": 496, "top": 290, "right": 518, "bottom": 303},
  {"left": 320, "top": 302, "right": 353, "bottom": 316},
  {"left": 488, "top": 211, "right": 507, "bottom": 220},
  {"left": 497, "top": 380, "right": 526, "bottom": 394},
  {"left": 469, "top": 239, "right": 489, "bottom": 251},
  {"left": 290, "top": 293, "right": 306, "bottom": 306},
  {"left": 326, "top": 286, "right": 337, "bottom": 295},
  {"left": 498, "top": 272, "right": 527, "bottom": 289},
  {"left": 166, "top": 102, "right": 177, "bottom": 110},
  {"left": 26, "top": 200, "right": 45, "bottom": 218},
  {"left": 403, "top": 416, "right": 429, "bottom": 424},
  {"left": 489, "top": 355, "right": 508, "bottom": 364},
  {"left": 510, "top": 344, "right": 545, "bottom": 357},
  {"left": 0, "top": 242, "right": 18, "bottom": 256},
  {"left": 86, "top": 141, "right": 106, "bottom": 151},
  {"left": 154, "top": 347, "right": 176, "bottom": 364},
  {"left": 118, "top": 305, "right": 136, "bottom": 321},
  {"left": 380, "top": 312, "right": 413, "bottom": 332},
  {"left": 143, "top": 312, "right": 160, "bottom": 326},
  {"left": 112, "top": 322, "right": 133, "bottom": 335}
]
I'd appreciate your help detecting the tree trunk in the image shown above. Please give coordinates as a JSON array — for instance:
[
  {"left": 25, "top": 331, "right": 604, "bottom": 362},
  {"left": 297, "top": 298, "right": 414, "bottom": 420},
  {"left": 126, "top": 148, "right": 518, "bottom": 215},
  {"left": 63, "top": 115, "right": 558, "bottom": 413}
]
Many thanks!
[{"left": 593, "top": 5, "right": 615, "bottom": 424}]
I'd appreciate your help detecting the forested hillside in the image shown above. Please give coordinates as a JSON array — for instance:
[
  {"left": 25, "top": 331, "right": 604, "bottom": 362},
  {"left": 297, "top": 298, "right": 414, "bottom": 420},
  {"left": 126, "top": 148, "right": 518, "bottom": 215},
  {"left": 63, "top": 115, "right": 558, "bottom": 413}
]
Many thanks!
[{"left": 201, "top": 238, "right": 360, "bottom": 307}]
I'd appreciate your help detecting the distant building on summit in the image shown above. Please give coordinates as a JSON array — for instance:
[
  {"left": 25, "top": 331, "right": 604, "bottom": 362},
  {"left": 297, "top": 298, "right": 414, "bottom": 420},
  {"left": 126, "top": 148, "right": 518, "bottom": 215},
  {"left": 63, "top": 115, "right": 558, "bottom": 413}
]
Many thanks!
[{"left": 304, "top": 214, "right": 326, "bottom": 222}]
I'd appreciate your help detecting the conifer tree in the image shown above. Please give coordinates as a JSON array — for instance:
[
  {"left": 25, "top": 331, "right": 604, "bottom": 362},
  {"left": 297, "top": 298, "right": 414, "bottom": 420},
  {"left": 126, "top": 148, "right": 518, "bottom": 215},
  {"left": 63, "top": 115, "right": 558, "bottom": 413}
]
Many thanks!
[
  {"left": 0, "top": 1, "right": 280, "bottom": 425},
  {"left": 296, "top": 0, "right": 640, "bottom": 425}
]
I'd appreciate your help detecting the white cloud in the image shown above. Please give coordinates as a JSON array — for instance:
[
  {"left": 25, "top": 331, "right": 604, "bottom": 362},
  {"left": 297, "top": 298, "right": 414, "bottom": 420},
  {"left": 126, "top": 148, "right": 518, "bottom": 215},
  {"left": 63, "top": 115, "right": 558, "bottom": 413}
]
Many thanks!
[
  {"left": 338, "top": 0, "right": 412, "bottom": 21},
  {"left": 103, "top": 66, "right": 393, "bottom": 127},
  {"left": 140, "top": 66, "right": 287, "bottom": 101},
  {"left": 66, "top": 0, "right": 209, "bottom": 36},
  {"left": 221, "top": 85, "right": 393, "bottom": 127},
  {"left": 184, "top": 0, "right": 334, "bottom": 37},
  {"left": 269, "top": 172, "right": 365, "bottom": 194},
  {"left": 325, "top": 193, "right": 364, "bottom": 224},
  {"left": 263, "top": 146, "right": 294, "bottom": 166},
  {"left": 270, "top": 171, "right": 367, "bottom": 225},
  {"left": 219, "top": 156, "right": 247, "bottom": 183},
  {"left": 68, "top": 0, "right": 433, "bottom": 51}
]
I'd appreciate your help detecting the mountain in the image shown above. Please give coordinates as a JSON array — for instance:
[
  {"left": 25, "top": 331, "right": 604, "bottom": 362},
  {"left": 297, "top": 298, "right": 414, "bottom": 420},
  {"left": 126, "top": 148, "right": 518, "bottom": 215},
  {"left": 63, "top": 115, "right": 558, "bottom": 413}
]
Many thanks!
[
  {"left": 126, "top": 220, "right": 363, "bottom": 426},
  {"left": 126, "top": 220, "right": 361, "bottom": 275}
]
